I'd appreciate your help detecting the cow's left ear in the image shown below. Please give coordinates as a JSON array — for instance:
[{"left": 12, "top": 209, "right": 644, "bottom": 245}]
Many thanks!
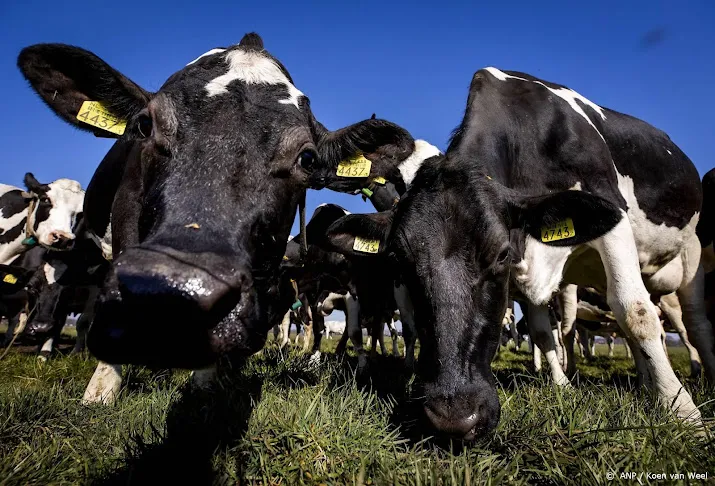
[
  {"left": 324, "top": 211, "right": 394, "bottom": 257},
  {"left": 509, "top": 190, "right": 623, "bottom": 246},
  {"left": 24, "top": 173, "right": 50, "bottom": 194}
]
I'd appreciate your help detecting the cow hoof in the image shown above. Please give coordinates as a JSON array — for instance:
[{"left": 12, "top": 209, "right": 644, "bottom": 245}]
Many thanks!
[
  {"left": 690, "top": 361, "right": 702, "bottom": 379},
  {"left": 308, "top": 351, "right": 321, "bottom": 367},
  {"left": 37, "top": 354, "right": 49, "bottom": 363}
]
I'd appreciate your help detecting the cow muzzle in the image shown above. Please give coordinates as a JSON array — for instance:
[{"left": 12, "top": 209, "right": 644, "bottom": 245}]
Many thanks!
[
  {"left": 87, "top": 245, "right": 259, "bottom": 368},
  {"left": 423, "top": 382, "right": 500, "bottom": 441}
]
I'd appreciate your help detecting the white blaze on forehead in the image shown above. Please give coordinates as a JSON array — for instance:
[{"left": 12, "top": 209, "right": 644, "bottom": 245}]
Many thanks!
[
  {"left": 43, "top": 262, "right": 67, "bottom": 285},
  {"left": 205, "top": 49, "right": 304, "bottom": 108},
  {"left": 186, "top": 48, "right": 226, "bottom": 66},
  {"left": 483, "top": 67, "right": 607, "bottom": 141},
  {"left": 398, "top": 140, "right": 442, "bottom": 185}
]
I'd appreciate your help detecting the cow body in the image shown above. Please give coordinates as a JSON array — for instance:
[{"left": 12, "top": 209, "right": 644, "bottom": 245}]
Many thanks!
[{"left": 321, "top": 67, "right": 712, "bottom": 439}]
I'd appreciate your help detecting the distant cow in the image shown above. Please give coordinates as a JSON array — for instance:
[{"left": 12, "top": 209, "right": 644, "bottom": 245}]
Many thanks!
[
  {"left": 0, "top": 246, "right": 46, "bottom": 346},
  {"left": 1, "top": 173, "right": 84, "bottom": 265},
  {"left": 317, "top": 68, "right": 712, "bottom": 439}
]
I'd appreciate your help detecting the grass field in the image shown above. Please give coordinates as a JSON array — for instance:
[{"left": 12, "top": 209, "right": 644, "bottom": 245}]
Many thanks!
[{"left": 0, "top": 332, "right": 713, "bottom": 485}]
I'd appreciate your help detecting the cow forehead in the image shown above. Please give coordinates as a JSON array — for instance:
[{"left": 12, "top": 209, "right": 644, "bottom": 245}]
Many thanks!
[
  {"left": 46, "top": 179, "right": 84, "bottom": 208},
  {"left": 181, "top": 46, "right": 305, "bottom": 109}
]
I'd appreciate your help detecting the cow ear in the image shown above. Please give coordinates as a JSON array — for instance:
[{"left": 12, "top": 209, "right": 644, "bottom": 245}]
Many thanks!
[
  {"left": 24, "top": 173, "right": 50, "bottom": 194},
  {"left": 509, "top": 190, "right": 622, "bottom": 246},
  {"left": 18, "top": 43, "right": 150, "bottom": 136},
  {"left": 325, "top": 211, "right": 394, "bottom": 257},
  {"left": 318, "top": 119, "right": 414, "bottom": 166}
]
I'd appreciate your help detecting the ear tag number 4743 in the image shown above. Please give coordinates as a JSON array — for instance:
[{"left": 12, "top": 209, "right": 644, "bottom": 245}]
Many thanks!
[{"left": 541, "top": 218, "right": 576, "bottom": 243}]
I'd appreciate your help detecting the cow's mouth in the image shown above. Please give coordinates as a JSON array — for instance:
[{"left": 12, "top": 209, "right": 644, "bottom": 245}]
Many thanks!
[{"left": 86, "top": 246, "right": 259, "bottom": 369}]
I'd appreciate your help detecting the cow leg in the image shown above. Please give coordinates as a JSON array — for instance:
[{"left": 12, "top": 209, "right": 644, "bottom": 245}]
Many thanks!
[
  {"left": 589, "top": 336, "right": 596, "bottom": 357},
  {"left": 672, "top": 237, "right": 715, "bottom": 381},
  {"left": 310, "top": 306, "right": 325, "bottom": 363},
  {"left": 625, "top": 341, "right": 632, "bottom": 359},
  {"left": 530, "top": 337, "right": 542, "bottom": 371},
  {"left": 553, "top": 325, "right": 565, "bottom": 370},
  {"left": 394, "top": 285, "right": 417, "bottom": 371},
  {"left": 527, "top": 303, "right": 570, "bottom": 385},
  {"left": 659, "top": 293, "right": 702, "bottom": 377},
  {"left": 607, "top": 335, "right": 615, "bottom": 358},
  {"left": 278, "top": 310, "right": 290, "bottom": 350},
  {"left": 560, "top": 285, "right": 578, "bottom": 376},
  {"left": 345, "top": 295, "right": 367, "bottom": 370},
  {"left": 579, "top": 329, "right": 593, "bottom": 360},
  {"left": 592, "top": 219, "right": 700, "bottom": 423},
  {"left": 302, "top": 304, "right": 313, "bottom": 354},
  {"left": 82, "top": 362, "right": 123, "bottom": 405},
  {"left": 388, "top": 320, "right": 400, "bottom": 357},
  {"left": 2, "top": 313, "right": 23, "bottom": 347}
]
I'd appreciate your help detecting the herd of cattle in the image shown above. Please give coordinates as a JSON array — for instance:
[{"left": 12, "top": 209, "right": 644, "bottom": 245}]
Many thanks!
[{"left": 1, "top": 33, "right": 714, "bottom": 442}]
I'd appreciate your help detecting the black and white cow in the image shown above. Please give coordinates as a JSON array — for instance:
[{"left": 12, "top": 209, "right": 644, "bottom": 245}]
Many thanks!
[
  {"left": 23, "top": 221, "right": 112, "bottom": 358},
  {"left": 317, "top": 68, "right": 713, "bottom": 439},
  {"left": 0, "top": 246, "right": 46, "bottom": 346},
  {"left": 17, "top": 33, "right": 367, "bottom": 402},
  {"left": 1, "top": 174, "right": 84, "bottom": 265}
]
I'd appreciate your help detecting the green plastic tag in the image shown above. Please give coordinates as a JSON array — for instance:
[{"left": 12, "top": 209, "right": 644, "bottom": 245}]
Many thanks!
[
  {"left": 22, "top": 236, "right": 37, "bottom": 247},
  {"left": 361, "top": 188, "right": 374, "bottom": 198},
  {"left": 291, "top": 300, "right": 303, "bottom": 311}
]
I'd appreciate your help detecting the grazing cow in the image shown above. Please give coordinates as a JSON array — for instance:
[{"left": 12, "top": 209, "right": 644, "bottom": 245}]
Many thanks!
[
  {"left": 1, "top": 174, "right": 84, "bottom": 265},
  {"left": 317, "top": 68, "right": 712, "bottom": 439},
  {"left": 18, "top": 33, "right": 361, "bottom": 403},
  {"left": 323, "top": 319, "right": 345, "bottom": 338}
]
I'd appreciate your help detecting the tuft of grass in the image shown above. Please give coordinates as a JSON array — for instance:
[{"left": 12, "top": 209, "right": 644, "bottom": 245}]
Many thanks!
[{"left": 0, "top": 336, "right": 713, "bottom": 485}]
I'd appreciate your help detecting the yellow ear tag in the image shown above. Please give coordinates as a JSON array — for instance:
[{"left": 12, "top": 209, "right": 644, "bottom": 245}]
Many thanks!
[
  {"left": 3, "top": 274, "right": 18, "bottom": 284},
  {"left": 540, "top": 218, "right": 576, "bottom": 243},
  {"left": 76, "top": 101, "right": 127, "bottom": 135},
  {"left": 353, "top": 236, "right": 380, "bottom": 254},
  {"left": 283, "top": 255, "right": 289, "bottom": 261},
  {"left": 337, "top": 154, "right": 372, "bottom": 178},
  {"left": 373, "top": 176, "right": 387, "bottom": 185}
]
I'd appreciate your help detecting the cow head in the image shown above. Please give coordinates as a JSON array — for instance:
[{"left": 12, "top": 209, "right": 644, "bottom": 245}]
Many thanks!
[
  {"left": 321, "top": 155, "right": 622, "bottom": 441},
  {"left": 23, "top": 173, "right": 84, "bottom": 249},
  {"left": 18, "top": 33, "right": 324, "bottom": 368}
]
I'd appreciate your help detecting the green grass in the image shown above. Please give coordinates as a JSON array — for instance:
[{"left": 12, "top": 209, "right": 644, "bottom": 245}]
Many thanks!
[{"left": 0, "top": 337, "right": 713, "bottom": 485}]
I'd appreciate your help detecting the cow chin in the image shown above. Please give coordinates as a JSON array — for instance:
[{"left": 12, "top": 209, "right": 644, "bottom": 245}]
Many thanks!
[{"left": 86, "top": 246, "right": 262, "bottom": 369}]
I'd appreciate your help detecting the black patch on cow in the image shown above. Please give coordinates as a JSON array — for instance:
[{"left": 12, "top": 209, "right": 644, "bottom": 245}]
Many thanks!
[
  {"left": 697, "top": 168, "right": 715, "bottom": 246},
  {"left": 0, "top": 190, "right": 28, "bottom": 219},
  {"left": 0, "top": 217, "right": 26, "bottom": 244},
  {"left": 32, "top": 199, "right": 52, "bottom": 231}
]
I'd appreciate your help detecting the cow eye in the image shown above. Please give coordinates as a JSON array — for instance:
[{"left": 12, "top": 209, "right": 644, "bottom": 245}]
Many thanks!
[
  {"left": 39, "top": 195, "right": 50, "bottom": 205},
  {"left": 297, "top": 150, "right": 316, "bottom": 169},
  {"left": 496, "top": 247, "right": 511, "bottom": 265},
  {"left": 137, "top": 115, "right": 153, "bottom": 138}
]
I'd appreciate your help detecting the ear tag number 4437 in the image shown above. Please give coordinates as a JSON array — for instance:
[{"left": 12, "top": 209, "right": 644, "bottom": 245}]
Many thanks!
[
  {"left": 353, "top": 236, "right": 380, "bottom": 254},
  {"left": 541, "top": 218, "right": 576, "bottom": 243},
  {"left": 76, "top": 101, "right": 127, "bottom": 135},
  {"left": 337, "top": 154, "right": 372, "bottom": 178}
]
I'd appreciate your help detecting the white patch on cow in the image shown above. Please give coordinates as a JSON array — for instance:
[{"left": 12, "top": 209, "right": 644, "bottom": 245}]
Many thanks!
[
  {"left": 398, "top": 140, "right": 442, "bottom": 185},
  {"left": 615, "top": 171, "right": 698, "bottom": 275},
  {"left": 513, "top": 237, "right": 574, "bottom": 305},
  {"left": 43, "top": 261, "right": 67, "bottom": 285},
  {"left": 205, "top": 50, "right": 304, "bottom": 108},
  {"left": 35, "top": 179, "right": 84, "bottom": 247},
  {"left": 0, "top": 184, "right": 31, "bottom": 264},
  {"left": 316, "top": 203, "right": 351, "bottom": 215},
  {"left": 40, "top": 337, "right": 54, "bottom": 353},
  {"left": 667, "top": 149, "right": 672, "bottom": 155},
  {"left": 483, "top": 67, "right": 606, "bottom": 141},
  {"left": 287, "top": 234, "right": 295, "bottom": 241},
  {"left": 82, "top": 362, "right": 123, "bottom": 405},
  {"left": 319, "top": 292, "right": 346, "bottom": 316},
  {"left": 186, "top": 48, "right": 226, "bottom": 66},
  {"left": 570, "top": 182, "right": 582, "bottom": 191}
]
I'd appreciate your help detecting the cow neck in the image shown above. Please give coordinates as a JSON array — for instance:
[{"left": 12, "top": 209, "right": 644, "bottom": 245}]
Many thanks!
[{"left": 360, "top": 180, "right": 402, "bottom": 212}]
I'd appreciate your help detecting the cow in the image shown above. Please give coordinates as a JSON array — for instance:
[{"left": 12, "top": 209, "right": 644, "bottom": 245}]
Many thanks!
[
  {"left": 18, "top": 33, "right": 361, "bottom": 404},
  {"left": 22, "top": 221, "right": 111, "bottom": 359},
  {"left": 1, "top": 174, "right": 84, "bottom": 265},
  {"left": 315, "top": 67, "right": 713, "bottom": 439}
]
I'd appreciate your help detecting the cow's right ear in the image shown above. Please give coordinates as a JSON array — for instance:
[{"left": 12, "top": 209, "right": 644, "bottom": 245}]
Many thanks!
[
  {"left": 325, "top": 211, "right": 394, "bottom": 257},
  {"left": 18, "top": 44, "right": 150, "bottom": 136}
]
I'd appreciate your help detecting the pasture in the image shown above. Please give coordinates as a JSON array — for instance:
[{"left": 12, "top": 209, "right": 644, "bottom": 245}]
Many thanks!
[{"left": 0, "top": 332, "right": 713, "bottom": 485}]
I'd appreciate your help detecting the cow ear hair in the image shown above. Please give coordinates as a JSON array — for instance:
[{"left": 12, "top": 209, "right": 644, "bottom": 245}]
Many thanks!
[{"left": 324, "top": 211, "right": 394, "bottom": 257}]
